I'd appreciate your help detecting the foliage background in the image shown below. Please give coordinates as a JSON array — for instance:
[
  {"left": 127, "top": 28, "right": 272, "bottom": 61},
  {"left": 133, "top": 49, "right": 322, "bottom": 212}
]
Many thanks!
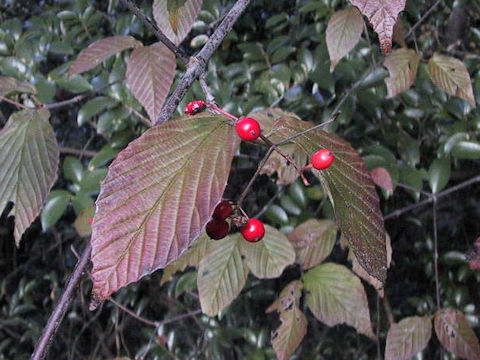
[{"left": 0, "top": 0, "right": 480, "bottom": 358}]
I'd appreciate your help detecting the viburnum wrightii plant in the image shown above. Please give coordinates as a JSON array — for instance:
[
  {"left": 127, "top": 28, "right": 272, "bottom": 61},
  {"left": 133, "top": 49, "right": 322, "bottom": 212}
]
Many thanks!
[{"left": 0, "top": 0, "right": 479, "bottom": 359}]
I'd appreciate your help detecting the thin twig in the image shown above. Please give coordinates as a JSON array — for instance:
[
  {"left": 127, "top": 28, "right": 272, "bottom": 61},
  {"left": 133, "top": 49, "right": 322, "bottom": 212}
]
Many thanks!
[
  {"left": 60, "top": 146, "right": 98, "bottom": 157},
  {"left": 31, "top": 242, "right": 92, "bottom": 360},
  {"left": 433, "top": 199, "right": 441, "bottom": 309},
  {"left": 108, "top": 298, "right": 158, "bottom": 327},
  {"left": 156, "top": 0, "right": 253, "bottom": 125},
  {"left": 253, "top": 186, "right": 284, "bottom": 218},
  {"left": 119, "top": 0, "right": 189, "bottom": 64},
  {"left": 382, "top": 294, "right": 395, "bottom": 325},
  {"left": 199, "top": 74, "right": 215, "bottom": 103},
  {"left": 0, "top": 96, "right": 31, "bottom": 109},
  {"left": 405, "top": 0, "right": 443, "bottom": 39},
  {"left": 384, "top": 175, "right": 480, "bottom": 220}
]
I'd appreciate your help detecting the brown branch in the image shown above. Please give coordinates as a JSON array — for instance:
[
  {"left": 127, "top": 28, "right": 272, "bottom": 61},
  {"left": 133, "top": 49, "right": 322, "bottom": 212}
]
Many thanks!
[
  {"left": 0, "top": 96, "right": 31, "bottom": 109},
  {"left": 119, "top": 0, "right": 189, "bottom": 64},
  {"left": 108, "top": 298, "right": 158, "bottom": 327},
  {"left": 405, "top": 0, "right": 443, "bottom": 39},
  {"left": 382, "top": 294, "right": 395, "bottom": 326},
  {"left": 155, "top": 0, "right": 253, "bottom": 125},
  {"left": 59, "top": 146, "right": 98, "bottom": 158},
  {"left": 30, "top": 242, "right": 92, "bottom": 360}
]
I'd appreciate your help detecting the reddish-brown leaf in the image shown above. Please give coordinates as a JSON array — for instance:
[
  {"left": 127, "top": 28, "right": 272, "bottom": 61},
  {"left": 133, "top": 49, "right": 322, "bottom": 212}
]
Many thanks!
[
  {"left": 0, "top": 76, "right": 36, "bottom": 97},
  {"left": 326, "top": 7, "right": 364, "bottom": 72},
  {"left": 126, "top": 42, "right": 176, "bottom": 124},
  {"left": 371, "top": 167, "right": 394, "bottom": 194},
  {"left": 384, "top": 48, "right": 421, "bottom": 98},
  {"left": 253, "top": 109, "right": 388, "bottom": 284},
  {"left": 385, "top": 316, "right": 432, "bottom": 360},
  {"left": 434, "top": 308, "right": 480, "bottom": 360},
  {"left": 69, "top": 36, "right": 140, "bottom": 76},
  {"left": 89, "top": 113, "right": 239, "bottom": 308},
  {"left": 153, "top": 0, "right": 203, "bottom": 46},
  {"left": 349, "top": 0, "right": 406, "bottom": 54}
]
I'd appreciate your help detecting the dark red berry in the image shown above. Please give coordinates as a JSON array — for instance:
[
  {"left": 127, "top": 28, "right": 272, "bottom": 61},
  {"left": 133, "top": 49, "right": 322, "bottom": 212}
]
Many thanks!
[
  {"left": 213, "top": 200, "right": 233, "bottom": 220},
  {"left": 235, "top": 117, "right": 261, "bottom": 141},
  {"left": 206, "top": 218, "right": 230, "bottom": 240},
  {"left": 185, "top": 100, "right": 207, "bottom": 115},
  {"left": 311, "top": 149, "right": 334, "bottom": 170},
  {"left": 240, "top": 218, "right": 265, "bottom": 243}
]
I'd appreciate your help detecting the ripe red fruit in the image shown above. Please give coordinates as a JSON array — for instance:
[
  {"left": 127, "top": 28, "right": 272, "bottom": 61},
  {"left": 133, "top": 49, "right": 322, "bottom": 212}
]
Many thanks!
[
  {"left": 240, "top": 218, "right": 265, "bottom": 243},
  {"left": 87, "top": 218, "right": 94, "bottom": 225},
  {"left": 311, "top": 149, "right": 334, "bottom": 170},
  {"left": 213, "top": 200, "right": 233, "bottom": 220},
  {"left": 206, "top": 218, "right": 230, "bottom": 240},
  {"left": 184, "top": 100, "right": 207, "bottom": 115},
  {"left": 235, "top": 117, "right": 261, "bottom": 141}
]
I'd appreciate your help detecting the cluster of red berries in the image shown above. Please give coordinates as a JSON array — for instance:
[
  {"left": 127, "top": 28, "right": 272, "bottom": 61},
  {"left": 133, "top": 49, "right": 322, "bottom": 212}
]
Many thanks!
[{"left": 205, "top": 200, "right": 265, "bottom": 242}]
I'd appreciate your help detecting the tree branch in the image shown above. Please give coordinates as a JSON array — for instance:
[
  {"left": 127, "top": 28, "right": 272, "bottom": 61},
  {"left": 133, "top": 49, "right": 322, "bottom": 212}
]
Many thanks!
[
  {"left": 155, "top": 0, "right": 253, "bottom": 125},
  {"left": 59, "top": 146, "right": 98, "bottom": 157},
  {"left": 30, "top": 242, "right": 92, "bottom": 360},
  {"left": 119, "top": 0, "right": 189, "bottom": 64},
  {"left": 405, "top": 0, "right": 443, "bottom": 39}
]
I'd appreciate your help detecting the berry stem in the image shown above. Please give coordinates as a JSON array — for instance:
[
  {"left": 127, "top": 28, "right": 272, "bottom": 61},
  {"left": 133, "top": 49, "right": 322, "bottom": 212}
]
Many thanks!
[{"left": 207, "top": 104, "right": 239, "bottom": 121}]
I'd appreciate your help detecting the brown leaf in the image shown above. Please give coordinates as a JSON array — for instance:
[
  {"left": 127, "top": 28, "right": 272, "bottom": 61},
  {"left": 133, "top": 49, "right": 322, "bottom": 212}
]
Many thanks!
[
  {"left": 69, "top": 36, "right": 140, "bottom": 76},
  {"left": 126, "top": 42, "right": 176, "bottom": 124},
  {"left": 434, "top": 308, "right": 480, "bottom": 360},
  {"left": 371, "top": 167, "right": 394, "bottom": 194},
  {"left": 0, "top": 110, "right": 59, "bottom": 245},
  {"left": 89, "top": 113, "right": 240, "bottom": 308},
  {"left": 287, "top": 219, "right": 337, "bottom": 269},
  {"left": 392, "top": 17, "right": 407, "bottom": 48},
  {"left": 153, "top": 0, "right": 203, "bottom": 46},
  {"left": 266, "top": 280, "right": 303, "bottom": 314},
  {"left": 428, "top": 53, "right": 476, "bottom": 107},
  {"left": 349, "top": 0, "right": 407, "bottom": 54},
  {"left": 326, "top": 7, "right": 364, "bottom": 72},
  {"left": 0, "top": 76, "right": 36, "bottom": 97},
  {"left": 259, "top": 143, "right": 308, "bottom": 185},
  {"left": 385, "top": 316, "right": 432, "bottom": 360},
  {"left": 384, "top": 48, "right": 421, "bottom": 98}
]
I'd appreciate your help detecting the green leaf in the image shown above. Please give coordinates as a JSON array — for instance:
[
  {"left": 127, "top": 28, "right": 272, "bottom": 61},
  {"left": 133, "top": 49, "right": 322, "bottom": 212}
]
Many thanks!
[
  {"left": 264, "top": 204, "right": 289, "bottom": 226},
  {"left": 385, "top": 316, "right": 432, "bottom": 360},
  {"left": 397, "top": 130, "right": 420, "bottom": 167},
  {"left": 78, "top": 168, "right": 107, "bottom": 195},
  {"left": 288, "top": 219, "right": 337, "bottom": 269},
  {"left": 153, "top": 0, "right": 203, "bottom": 46},
  {"left": 384, "top": 48, "right": 421, "bottom": 98},
  {"left": 89, "top": 113, "right": 240, "bottom": 307},
  {"left": 326, "top": 7, "right": 364, "bottom": 72},
  {"left": 161, "top": 233, "right": 210, "bottom": 285},
  {"left": 69, "top": 36, "right": 140, "bottom": 76},
  {"left": 174, "top": 271, "right": 197, "bottom": 298},
  {"left": 428, "top": 53, "right": 476, "bottom": 107},
  {"left": 63, "top": 156, "right": 84, "bottom": 184},
  {"left": 239, "top": 225, "right": 295, "bottom": 279},
  {"left": 56, "top": 74, "right": 93, "bottom": 93},
  {"left": 428, "top": 158, "right": 451, "bottom": 194},
  {"left": 434, "top": 308, "right": 480, "bottom": 360},
  {"left": 126, "top": 42, "right": 176, "bottom": 124},
  {"left": 77, "top": 97, "right": 117, "bottom": 126},
  {"left": 254, "top": 109, "right": 387, "bottom": 284},
  {"left": 40, "top": 190, "right": 71, "bottom": 230},
  {"left": 303, "top": 263, "right": 375, "bottom": 338},
  {"left": 72, "top": 191, "right": 94, "bottom": 215},
  {"left": 88, "top": 144, "right": 119, "bottom": 169},
  {"left": 197, "top": 235, "right": 248, "bottom": 316},
  {"left": 0, "top": 76, "right": 36, "bottom": 97},
  {"left": 0, "top": 110, "right": 59, "bottom": 245},
  {"left": 452, "top": 141, "right": 480, "bottom": 159}
]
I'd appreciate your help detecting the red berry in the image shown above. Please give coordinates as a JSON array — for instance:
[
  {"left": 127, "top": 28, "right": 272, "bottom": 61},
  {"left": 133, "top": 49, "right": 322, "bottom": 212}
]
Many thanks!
[
  {"left": 235, "top": 117, "right": 261, "bottom": 141},
  {"left": 213, "top": 200, "right": 233, "bottom": 220},
  {"left": 185, "top": 100, "right": 207, "bottom": 115},
  {"left": 206, "top": 218, "right": 230, "bottom": 240},
  {"left": 311, "top": 149, "right": 334, "bottom": 170},
  {"left": 87, "top": 218, "right": 94, "bottom": 225},
  {"left": 240, "top": 218, "right": 265, "bottom": 243}
]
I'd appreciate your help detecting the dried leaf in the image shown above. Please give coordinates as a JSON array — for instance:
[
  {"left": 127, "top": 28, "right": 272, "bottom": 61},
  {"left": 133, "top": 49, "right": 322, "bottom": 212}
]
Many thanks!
[
  {"left": 287, "top": 219, "right": 337, "bottom": 269},
  {"left": 253, "top": 108, "right": 387, "bottom": 285},
  {"left": 0, "top": 76, "right": 36, "bottom": 97},
  {"left": 434, "top": 308, "right": 480, "bottom": 360},
  {"left": 428, "top": 53, "right": 476, "bottom": 107},
  {"left": 303, "top": 263, "right": 376, "bottom": 339},
  {"left": 392, "top": 17, "right": 407, "bottom": 48},
  {"left": 153, "top": 0, "right": 203, "bottom": 46},
  {"left": 160, "top": 232, "right": 210, "bottom": 284},
  {"left": 266, "top": 280, "right": 303, "bottom": 314},
  {"left": 69, "top": 36, "right": 140, "bottom": 76},
  {"left": 90, "top": 113, "right": 240, "bottom": 308},
  {"left": 326, "top": 7, "right": 364, "bottom": 72},
  {"left": 240, "top": 225, "right": 295, "bottom": 279},
  {"left": 303, "top": 263, "right": 375, "bottom": 338},
  {"left": 371, "top": 167, "right": 394, "bottom": 194},
  {"left": 385, "top": 316, "right": 432, "bottom": 360},
  {"left": 349, "top": 0, "right": 407, "bottom": 54},
  {"left": 126, "top": 42, "right": 176, "bottom": 124},
  {"left": 384, "top": 48, "right": 421, "bottom": 98},
  {"left": 0, "top": 110, "right": 59, "bottom": 245},
  {"left": 260, "top": 143, "right": 308, "bottom": 185},
  {"left": 197, "top": 235, "right": 248, "bottom": 316}
]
